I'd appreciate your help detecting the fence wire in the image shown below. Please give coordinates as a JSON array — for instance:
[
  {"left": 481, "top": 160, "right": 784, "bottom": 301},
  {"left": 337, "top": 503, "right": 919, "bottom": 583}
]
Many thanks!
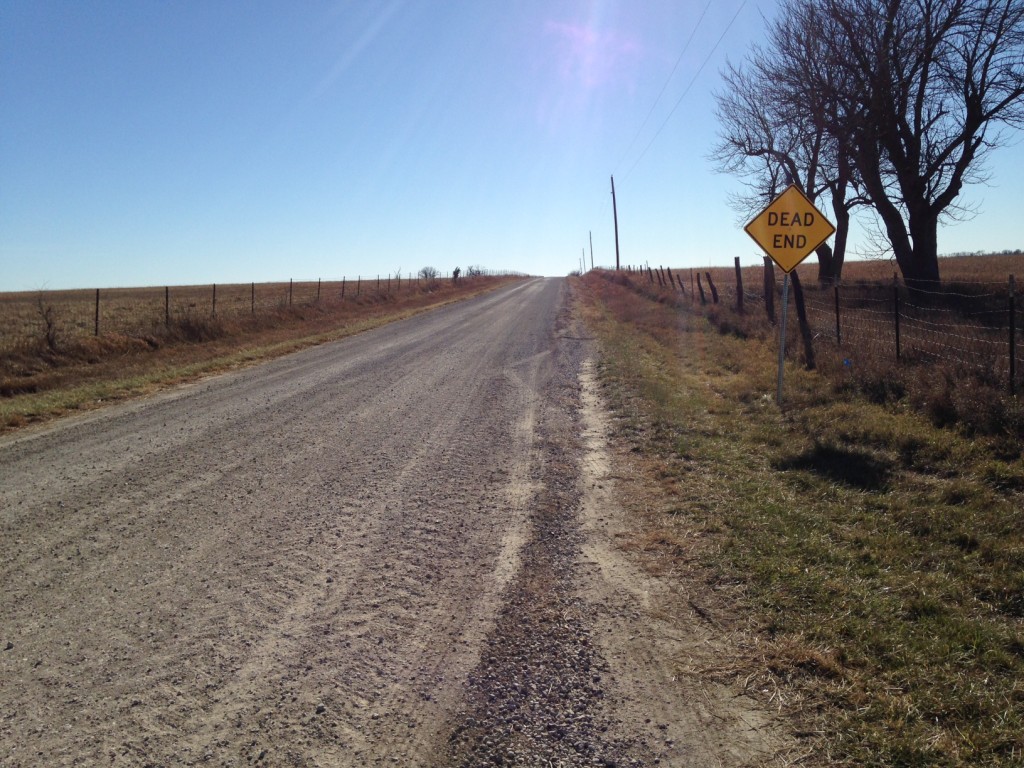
[
  {"left": 598, "top": 267, "right": 1021, "bottom": 395},
  {"left": 0, "top": 271, "right": 522, "bottom": 357},
  {"left": 797, "top": 278, "right": 1020, "bottom": 391}
]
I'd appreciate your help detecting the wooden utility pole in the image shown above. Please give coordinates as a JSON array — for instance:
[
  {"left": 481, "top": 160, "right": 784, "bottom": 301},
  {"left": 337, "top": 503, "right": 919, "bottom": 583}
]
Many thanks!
[
  {"left": 589, "top": 230, "right": 594, "bottom": 270},
  {"left": 610, "top": 175, "right": 620, "bottom": 270}
]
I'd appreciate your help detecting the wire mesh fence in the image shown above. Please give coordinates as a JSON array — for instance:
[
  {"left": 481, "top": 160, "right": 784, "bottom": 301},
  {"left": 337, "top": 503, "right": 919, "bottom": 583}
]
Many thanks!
[
  {"left": 799, "top": 278, "right": 1019, "bottom": 393},
  {"left": 599, "top": 262, "right": 1022, "bottom": 396}
]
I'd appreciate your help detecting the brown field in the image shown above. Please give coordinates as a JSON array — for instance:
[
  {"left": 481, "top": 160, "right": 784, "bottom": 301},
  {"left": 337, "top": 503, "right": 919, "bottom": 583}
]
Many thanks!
[
  {"left": 0, "top": 273, "right": 520, "bottom": 431},
  {"left": 1, "top": 275, "right": 465, "bottom": 356}
]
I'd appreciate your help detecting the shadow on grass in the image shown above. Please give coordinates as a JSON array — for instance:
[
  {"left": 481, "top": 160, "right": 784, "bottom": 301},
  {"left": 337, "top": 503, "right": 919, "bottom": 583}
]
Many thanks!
[{"left": 774, "top": 442, "right": 891, "bottom": 491}]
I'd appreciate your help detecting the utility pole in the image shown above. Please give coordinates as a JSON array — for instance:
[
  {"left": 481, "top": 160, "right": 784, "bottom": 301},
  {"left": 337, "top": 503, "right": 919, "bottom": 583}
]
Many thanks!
[
  {"left": 589, "top": 230, "right": 594, "bottom": 270},
  {"left": 611, "top": 176, "right": 621, "bottom": 270}
]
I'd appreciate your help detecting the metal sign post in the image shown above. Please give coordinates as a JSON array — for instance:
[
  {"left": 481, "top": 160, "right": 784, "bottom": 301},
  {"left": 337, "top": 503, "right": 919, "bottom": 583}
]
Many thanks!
[
  {"left": 744, "top": 184, "right": 835, "bottom": 408},
  {"left": 776, "top": 274, "right": 790, "bottom": 406}
]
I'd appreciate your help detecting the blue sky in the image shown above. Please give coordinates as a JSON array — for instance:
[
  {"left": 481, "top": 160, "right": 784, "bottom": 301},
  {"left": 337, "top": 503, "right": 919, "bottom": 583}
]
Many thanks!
[{"left": 2, "top": 0, "right": 1022, "bottom": 291}]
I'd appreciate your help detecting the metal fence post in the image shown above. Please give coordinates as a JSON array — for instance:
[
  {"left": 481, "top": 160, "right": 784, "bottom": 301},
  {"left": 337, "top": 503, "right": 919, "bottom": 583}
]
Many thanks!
[
  {"left": 834, "top": 284, "right": 841, "bottom": 346},
  {"left": 734, "top": 257, "right": 744, "bottom": 314},
  {"left": 1011, "top": 274, "right": 1017, "bottom": 396},
  {"left": 894, "top": 273, "right": 901, "bottom": 361}
]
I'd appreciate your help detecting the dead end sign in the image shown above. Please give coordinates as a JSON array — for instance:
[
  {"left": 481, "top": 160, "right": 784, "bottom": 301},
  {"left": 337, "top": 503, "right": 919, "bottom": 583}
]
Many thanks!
[{"left": 744, "top": 185, "right": 836, "bottom": 273}]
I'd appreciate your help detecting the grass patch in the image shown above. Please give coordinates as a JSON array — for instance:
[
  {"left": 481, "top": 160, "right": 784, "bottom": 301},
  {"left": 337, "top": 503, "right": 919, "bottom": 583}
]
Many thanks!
[{"left": 576, "top": 272, "right": 1024, "bottom": 766}]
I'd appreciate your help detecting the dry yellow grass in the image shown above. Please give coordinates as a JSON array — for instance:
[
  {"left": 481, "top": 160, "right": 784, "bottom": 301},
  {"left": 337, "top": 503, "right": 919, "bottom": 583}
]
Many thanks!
[
  {"left": 0, "top": 275, "right": 519, "bottom": 432},
  {"left": 1, "top": 276, "right": 453, "bottom": 355}
]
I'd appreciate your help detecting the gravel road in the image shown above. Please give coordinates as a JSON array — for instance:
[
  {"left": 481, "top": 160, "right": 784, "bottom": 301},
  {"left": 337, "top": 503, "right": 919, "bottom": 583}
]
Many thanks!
[{"left": 0, "top": 278, "right": 789, "bottom": 767}]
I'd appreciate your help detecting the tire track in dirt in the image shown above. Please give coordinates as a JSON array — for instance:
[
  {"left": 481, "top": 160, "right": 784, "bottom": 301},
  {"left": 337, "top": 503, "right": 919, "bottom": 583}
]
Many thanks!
[
  {"left": 443, "top": 294, "right": 794, "bottom": 767},
  {"left": 1, "top": 277, "right": 792, "bottom": 767},
  {"left": 1, "top": 279, "right": 558, "bottom": 766}
]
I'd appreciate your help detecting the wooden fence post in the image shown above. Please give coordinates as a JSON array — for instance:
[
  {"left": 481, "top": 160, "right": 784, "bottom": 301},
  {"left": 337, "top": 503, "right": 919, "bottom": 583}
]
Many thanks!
[
  {"left": 94, "top": 289, "right": 100, "bottom": 336},
  {"left": 705, "top": 272, "right": 719, "bottom": 304},
  {"left": 251, "top": 282, "right": 255, "bottom": 314},
  {"left": 289, "top": 279, "right": 293, "bottom": 307},
  {"left": 734, "top": 257, "right": 744, "bottom": 314},
  {"left": 834, "top": 284, "right": 841, "bottom": 346},
  {"left": 790, "top": 270, "right": 815, "bottom": 370},
  {"left": 763, "top": 257, "right": 776, "bottom": 323},
  {"left": 667, "top": 266, "right": 681, "bottom": 295},
  {"left": 317, "top": 278, "right": 321, "bottom": 302},
  {"left": 697, "top": 273, "right": 707, "bottom": 305},
  {"left": 165, "top": 286, "right": 170, "bottom": 327}
]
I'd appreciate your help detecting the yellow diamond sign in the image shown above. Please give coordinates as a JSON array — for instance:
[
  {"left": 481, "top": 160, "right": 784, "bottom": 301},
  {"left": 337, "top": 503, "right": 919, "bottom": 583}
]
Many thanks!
[{"left": 744, "top": 184, "right": 836, "bottom": 273}]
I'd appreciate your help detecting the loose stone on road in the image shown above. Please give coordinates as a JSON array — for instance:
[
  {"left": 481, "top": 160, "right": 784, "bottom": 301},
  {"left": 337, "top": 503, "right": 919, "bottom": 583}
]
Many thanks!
[{"left": 0, "top": 278, "right": 789, "bottom": 766}]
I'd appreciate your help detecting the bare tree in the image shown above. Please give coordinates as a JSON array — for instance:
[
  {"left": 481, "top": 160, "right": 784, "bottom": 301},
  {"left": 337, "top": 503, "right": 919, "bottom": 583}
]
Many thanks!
[
  {"left": 713, "top": 8, "right": 861, "bottom": 283},
  {"left": 815, "top": 0, "right": 1024, "bottom": 286},
  {"left": 717, "top": 0, "right": 1024, "bottom": 286},
  {"left": 36, "top": 293, "right": 59, "bottom": 352},
  {"left": 765, "top": 2, "right": 866, "bottom": 283}
]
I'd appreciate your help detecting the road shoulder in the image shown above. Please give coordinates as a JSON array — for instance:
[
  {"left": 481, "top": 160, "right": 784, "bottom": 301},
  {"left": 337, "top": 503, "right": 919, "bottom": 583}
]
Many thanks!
[{"left": 577, "top": 357, "right": 796, "bottom": 766}]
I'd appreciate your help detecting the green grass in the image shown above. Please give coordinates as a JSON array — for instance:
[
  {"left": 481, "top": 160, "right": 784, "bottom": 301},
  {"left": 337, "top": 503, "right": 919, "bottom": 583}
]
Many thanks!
[{"left": 578, "top": 272, "right": 1024, "bottom": 766}]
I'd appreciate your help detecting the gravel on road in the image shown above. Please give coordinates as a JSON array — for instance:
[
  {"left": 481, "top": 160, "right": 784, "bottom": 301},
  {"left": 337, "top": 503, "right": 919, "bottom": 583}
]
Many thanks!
[{"left": 0, "top": 278, "right": 789, "bottom": 766}]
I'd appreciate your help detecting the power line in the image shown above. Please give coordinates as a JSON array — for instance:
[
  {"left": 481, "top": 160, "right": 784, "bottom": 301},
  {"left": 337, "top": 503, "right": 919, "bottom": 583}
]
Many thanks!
[
  {"left": 614, "top": 0, "right": 713, "bottom": 171},
  {"left": 621, "top": 0, "right": 749, "bottom": 183}
]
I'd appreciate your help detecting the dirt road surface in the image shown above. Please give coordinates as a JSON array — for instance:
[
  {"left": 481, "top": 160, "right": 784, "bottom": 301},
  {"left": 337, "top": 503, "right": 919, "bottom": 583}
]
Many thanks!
[{"left": 1, "top": 278, "right": 791, "bottom": 766}]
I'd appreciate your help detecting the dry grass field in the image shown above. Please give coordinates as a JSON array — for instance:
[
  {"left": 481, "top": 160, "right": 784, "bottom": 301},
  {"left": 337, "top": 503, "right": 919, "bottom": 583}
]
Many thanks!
[
  {"left": 0, "top": 274, "right": 519, "bottom": 432},
  {"left": 1, "top": 275, "right": 459, "bottom": 356}
]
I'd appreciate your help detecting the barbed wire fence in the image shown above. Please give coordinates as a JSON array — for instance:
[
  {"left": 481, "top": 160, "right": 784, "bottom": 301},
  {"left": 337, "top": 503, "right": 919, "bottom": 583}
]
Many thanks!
[{"left": 0, "top": 269, "right": 524, "bottom": 357}]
